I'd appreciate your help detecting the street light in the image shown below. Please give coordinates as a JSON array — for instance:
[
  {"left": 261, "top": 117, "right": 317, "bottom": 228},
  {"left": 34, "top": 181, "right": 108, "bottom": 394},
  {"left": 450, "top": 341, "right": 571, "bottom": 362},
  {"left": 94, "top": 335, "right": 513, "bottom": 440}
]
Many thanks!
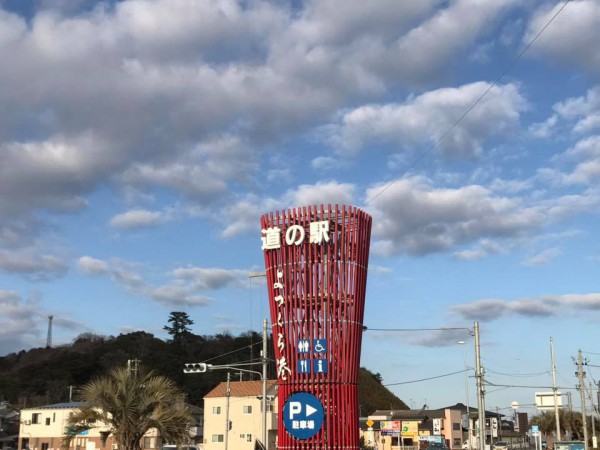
[{"left": 459, "top": 341, "right": 471, "bottom": 450}]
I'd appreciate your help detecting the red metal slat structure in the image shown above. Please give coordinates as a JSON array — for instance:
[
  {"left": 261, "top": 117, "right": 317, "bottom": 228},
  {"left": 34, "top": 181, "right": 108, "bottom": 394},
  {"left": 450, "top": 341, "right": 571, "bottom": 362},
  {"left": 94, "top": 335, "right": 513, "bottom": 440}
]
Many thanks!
[{"left": 260, "top": 204, "right": 372, "bottom": 449}]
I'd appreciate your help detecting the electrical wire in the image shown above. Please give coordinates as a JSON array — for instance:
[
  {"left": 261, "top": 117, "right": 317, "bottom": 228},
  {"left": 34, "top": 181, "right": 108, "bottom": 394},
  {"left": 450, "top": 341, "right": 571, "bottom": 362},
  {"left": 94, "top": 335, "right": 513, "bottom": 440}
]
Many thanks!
[
  {"left": 366, "top": 326, "right": 473, "bottom": 334},
  {"left": 384, "top": 369, "right": 467, "bottom": 386},
  {"left": 485, "top": 368, "right": 551, "bottom": 378},
  {"left": 202, "top": 341, "right": 264, "bottom": 363},
  {"left": 366, "top": 0, "right": 572, "bottom": 205},
  {"left": 484, "top": 380, "right": 577, "bottom": 391}
]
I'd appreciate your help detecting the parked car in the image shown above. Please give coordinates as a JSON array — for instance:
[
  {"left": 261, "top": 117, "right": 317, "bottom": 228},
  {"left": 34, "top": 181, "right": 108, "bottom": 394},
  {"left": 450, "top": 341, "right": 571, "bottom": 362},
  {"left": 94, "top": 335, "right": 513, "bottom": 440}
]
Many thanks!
[
  {"left": 427, "top": 442, "right": 448, "bottom": 450},
  {"left": 493, "top": 441, "right": 510, "bottom": 450},
  {"left": 160, "top": 445, "right": 198, "bottom": 450}
]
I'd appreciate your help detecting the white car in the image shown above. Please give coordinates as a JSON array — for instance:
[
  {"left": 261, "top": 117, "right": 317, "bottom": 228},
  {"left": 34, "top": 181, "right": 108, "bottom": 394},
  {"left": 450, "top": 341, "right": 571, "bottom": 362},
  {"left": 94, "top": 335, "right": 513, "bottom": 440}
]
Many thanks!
[
  {"left": 160, "top": 445, "right": 198, "bottom": 450},
  {"left": 493, "top": 441, "right": 510, "bottom": 450}
]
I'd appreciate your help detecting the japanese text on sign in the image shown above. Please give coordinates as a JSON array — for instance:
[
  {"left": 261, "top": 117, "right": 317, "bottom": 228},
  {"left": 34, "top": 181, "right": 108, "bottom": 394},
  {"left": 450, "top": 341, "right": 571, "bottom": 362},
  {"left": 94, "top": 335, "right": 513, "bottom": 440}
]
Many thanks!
[
  {"left": 273, "top": 270, "right": 291, "bottom": 380},
  {"left": 261, "top": 220, "right": 330, "bottom": 250}
]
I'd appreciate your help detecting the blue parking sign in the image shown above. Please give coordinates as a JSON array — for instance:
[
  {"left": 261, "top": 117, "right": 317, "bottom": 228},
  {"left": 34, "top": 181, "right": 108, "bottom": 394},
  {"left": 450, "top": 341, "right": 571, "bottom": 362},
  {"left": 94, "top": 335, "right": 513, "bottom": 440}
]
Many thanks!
[{"left": 283, "top": 392, "right": 324, "bottom": 440}]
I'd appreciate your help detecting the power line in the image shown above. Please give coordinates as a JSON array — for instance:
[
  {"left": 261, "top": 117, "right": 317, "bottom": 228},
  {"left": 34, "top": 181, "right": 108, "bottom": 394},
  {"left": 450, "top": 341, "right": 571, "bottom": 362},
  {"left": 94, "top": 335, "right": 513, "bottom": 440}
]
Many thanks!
[
  {"left": 366, "top": 326, "right": 473, "bottom": 335},
  {"left": 202, "top": 341, "right": 264, "bottom": 363},
  {"left": 485, "top": 368, "right": 551, "bottom": 378},
  {"left": 385, "top": 369, "right": 467, "bottom": 387},
  {"left": 484, "top": 380, "right": 578, "bottom": 391},
  {"left": 366, "top": 0, "right": 572, "bottom": 205}
]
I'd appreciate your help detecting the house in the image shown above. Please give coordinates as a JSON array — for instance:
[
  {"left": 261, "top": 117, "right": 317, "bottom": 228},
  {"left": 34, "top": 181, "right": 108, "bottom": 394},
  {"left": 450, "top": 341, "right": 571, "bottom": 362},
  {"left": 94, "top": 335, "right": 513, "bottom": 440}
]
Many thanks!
[
  {"left": 362, "top": 408, "right": 455, "bottom": 450},
  {"left": 18, "top": 402, "right": 114, "bottom": 450},
  {"left": 202, "top": 380, "right": 277, "bottom": 450},
  {"left": 0, "top": 401, "right": 20, "bottom": 450},
  {"left": 17, "top": 402, "right": 203, "bottom": 450}
]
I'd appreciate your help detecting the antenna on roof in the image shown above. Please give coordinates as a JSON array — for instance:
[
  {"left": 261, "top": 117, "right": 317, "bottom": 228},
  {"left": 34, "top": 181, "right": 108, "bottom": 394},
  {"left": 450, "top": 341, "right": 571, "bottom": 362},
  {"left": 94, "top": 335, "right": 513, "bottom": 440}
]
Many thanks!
[{"left": 46, "top": 315, "right": 54, "bottom": 348}]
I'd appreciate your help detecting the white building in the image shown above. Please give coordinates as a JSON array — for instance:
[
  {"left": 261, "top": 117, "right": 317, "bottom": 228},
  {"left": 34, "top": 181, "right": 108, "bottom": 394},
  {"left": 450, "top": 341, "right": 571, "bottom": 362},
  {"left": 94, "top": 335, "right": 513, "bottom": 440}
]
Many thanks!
[{"left": 203, "top": 380, "right": 277, "bottom": 450}]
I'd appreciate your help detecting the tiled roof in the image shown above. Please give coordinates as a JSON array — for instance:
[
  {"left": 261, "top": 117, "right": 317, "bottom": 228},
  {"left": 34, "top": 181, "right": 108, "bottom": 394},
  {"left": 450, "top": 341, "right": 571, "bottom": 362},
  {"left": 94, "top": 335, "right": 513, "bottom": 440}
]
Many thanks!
[{"left": 204, "top": 380, "right": 277, "bottom": 398}]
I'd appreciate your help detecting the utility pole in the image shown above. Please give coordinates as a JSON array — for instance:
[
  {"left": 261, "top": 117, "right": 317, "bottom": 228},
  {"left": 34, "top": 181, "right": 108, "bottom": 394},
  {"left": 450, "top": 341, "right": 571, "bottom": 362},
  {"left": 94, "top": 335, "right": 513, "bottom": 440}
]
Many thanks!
[
  {"left": 262, "top": 319, "right": 268, "bottom": 450},
  {"left": 225, "top": 372, "right": 231, "bottom": 450},
  {"left": 475, "top": 321, "right": 486, "bottom": 450},
  {"left": 568, "top": 392, "right": 573, "bottom": 413},
  {"left": 590, "top": 382, "right": 597, "bottom": 449},
  {"left": 578, "top": 350, "right": 589, "bottom": 450},
  {"left": 551, "top": 337, "right": 561, "bottom": 441}
]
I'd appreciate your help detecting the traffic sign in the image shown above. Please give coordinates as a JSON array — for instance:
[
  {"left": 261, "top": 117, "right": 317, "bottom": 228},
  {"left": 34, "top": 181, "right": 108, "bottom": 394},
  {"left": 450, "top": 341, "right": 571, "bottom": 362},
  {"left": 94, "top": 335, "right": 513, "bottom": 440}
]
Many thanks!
[{"left": 283, "top": 392, "right": 324, "bottom": 439}]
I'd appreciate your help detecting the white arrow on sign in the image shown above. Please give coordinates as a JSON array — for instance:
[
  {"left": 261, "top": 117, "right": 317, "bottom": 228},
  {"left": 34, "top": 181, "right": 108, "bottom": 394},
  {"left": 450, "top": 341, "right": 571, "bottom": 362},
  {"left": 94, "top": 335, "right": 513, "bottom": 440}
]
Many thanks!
[{"left": 306, "top": 404, "right": 317, "bottom": 417}]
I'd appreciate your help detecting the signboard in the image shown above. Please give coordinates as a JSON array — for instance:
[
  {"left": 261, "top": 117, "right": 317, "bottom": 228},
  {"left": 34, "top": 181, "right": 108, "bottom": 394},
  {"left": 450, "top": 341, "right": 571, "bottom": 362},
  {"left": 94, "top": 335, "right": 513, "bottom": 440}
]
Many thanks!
[
  {"left": 433, "top": 418, "right": 442, "bottom": 435},
  {"left": 283, "top": 392, "right": 324, "bottom": 440},
  {"left": 402, "top": 421, "right": 419, "bottom": 435},
  {"left": 381, "top": 421, "right": 401, "bottom": 436},
  {"left": 535, "top": 392, "right": 563, "bottom": 410}
]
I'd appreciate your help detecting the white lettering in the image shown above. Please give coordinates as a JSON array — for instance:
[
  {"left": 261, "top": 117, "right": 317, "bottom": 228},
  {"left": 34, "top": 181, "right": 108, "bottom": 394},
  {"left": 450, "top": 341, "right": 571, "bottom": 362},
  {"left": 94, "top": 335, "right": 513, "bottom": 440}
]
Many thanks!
[
  {"left": 285, "top": 225, "right": 305, "bottom": 245},
  {"left": 309, "top": 220, "right": 330, "bottom": 244},
  {"left": 289, "top": 402, "right": 302, "bottom": 419},
  {"left": 261, "top": 227, "right": 281, "bottom": 250}
]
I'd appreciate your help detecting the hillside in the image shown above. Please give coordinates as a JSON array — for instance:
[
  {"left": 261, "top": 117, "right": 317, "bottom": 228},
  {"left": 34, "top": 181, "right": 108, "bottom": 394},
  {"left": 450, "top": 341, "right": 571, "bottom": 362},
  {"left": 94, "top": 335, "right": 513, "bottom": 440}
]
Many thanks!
[{"left": 0, "top": 330, "right": 406, "bottom": 415}]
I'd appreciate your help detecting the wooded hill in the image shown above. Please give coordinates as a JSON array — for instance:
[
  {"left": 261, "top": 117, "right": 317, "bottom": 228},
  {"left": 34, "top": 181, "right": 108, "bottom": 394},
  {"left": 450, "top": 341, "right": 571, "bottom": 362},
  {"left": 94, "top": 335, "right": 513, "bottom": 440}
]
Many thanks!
[{"left": 0, "top": 330, "right": 408, "bottom": 415}]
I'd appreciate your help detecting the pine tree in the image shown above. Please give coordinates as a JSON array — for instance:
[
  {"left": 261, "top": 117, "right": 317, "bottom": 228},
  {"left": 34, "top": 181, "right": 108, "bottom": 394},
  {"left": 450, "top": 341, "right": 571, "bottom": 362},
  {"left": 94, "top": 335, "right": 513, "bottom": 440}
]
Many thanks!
[{"left": 163, "top": 312, "right": 194, "bottom": 345}]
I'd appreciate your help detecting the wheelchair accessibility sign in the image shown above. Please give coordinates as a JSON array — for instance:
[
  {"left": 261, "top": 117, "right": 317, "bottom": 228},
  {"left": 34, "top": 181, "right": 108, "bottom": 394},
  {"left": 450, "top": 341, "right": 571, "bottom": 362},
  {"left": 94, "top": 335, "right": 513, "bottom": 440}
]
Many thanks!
[{"left": 283, "top": 392, "right": 324, "bottom": 439}]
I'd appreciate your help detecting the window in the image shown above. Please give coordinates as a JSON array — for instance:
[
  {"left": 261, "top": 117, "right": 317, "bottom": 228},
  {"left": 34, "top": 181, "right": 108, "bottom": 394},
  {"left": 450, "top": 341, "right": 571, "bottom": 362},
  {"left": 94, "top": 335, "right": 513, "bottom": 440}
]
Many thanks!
[
  {"left": 246, "top": 434, "right": 252, "bottom": 443},
  {"left": 45, "top": 418, "right": 50, "bottom": 425},
  {"left": 143, "top": 437, "right": 157, "bottom": 449},
  {"left": 211, "top": 435, "right": 224, "bottom": 443},
  {"left": 212, "top": 406, "right": 221, "bottom": 414},
  {"left": 41, "top": 444, "right": 49, "bottom": 450},
  {"left": 32, "top": 414, "right": 40, "bottom": 424},
  {"left": 454, "top": 439, "right": 462, "bottom": 446},
  {"left": 243, "top": 405, "right": 252, "bottom": 414},
  {"left": 453, "top": 423, "right": 461, "bottom": 431}
]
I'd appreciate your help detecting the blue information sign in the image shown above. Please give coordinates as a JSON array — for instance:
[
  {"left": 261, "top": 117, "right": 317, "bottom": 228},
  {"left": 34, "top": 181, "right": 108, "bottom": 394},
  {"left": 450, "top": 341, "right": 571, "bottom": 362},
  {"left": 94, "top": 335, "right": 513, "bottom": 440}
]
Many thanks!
[
  {"left": 283, "top": 392, "right": 324, "bottom": 439},
  {"left": 314, "top": 358, "right": 327, "bottom": 374}
]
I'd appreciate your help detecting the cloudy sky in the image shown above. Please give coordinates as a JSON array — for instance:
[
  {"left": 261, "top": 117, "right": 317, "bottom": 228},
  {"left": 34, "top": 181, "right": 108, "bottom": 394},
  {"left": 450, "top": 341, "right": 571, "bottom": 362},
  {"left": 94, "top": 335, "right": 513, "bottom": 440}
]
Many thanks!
[{"left": 1, "top": 0, "right": 600, "bottom": 412}]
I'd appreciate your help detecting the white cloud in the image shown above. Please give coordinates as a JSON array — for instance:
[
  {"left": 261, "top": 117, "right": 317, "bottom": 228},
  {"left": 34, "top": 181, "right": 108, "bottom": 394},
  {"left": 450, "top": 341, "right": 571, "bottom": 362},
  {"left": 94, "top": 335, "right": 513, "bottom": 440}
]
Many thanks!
[
  {"left": 0, "top": 291, "right": 43, "bottom": 354},
  {"left": 530, "top": 86, "right": 600, "bottom": 138},
  {"left": 525, "top": 1, "right": 600, "bottom": 77},
  {"left": 326, "top": 82, "right": 526, "bottom": 158},
  {"left": 77, "top": 256, "right": 109, "bottom": 275},
  {"left": 522, "top": 247, "right": 562, "bottom": 266},
  {"left": 367, "top": 176, "right": 544, "bottom": 256},
  {"left": 109, "top": 209, "right": 165, "bottom": 229},
  {"left": 452, "top": 292, "right": 600, "bottom": 322},
  {"left": 77, "top": 256, "right": 247, "bottom": 308},
  {"left": 171, "top": 267, "right": 245, "bottom": 290},
  {"left": 0, "top": 247, "right": 68, "bottom": 280}
]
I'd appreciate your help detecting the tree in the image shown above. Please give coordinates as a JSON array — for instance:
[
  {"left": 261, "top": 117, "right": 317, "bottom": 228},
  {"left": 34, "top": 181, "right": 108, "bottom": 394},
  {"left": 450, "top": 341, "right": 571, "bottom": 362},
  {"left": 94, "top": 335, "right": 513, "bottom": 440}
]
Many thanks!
[
  {"left": 530, "top": 409, "right": 587, "bottom": 441},
  {"left": 163, "top": 312, "right": 194, "bottom": 345},
  {"left": 63, "top": 364, "right": 192, "bottom": 450}
]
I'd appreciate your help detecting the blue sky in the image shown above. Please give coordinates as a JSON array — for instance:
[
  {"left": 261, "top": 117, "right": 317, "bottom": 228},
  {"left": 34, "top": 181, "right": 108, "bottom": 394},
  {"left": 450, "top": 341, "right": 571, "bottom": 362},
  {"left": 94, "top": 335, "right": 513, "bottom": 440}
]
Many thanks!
[{"left": 1, "top": 0, "right": 600, "bottom": 415}]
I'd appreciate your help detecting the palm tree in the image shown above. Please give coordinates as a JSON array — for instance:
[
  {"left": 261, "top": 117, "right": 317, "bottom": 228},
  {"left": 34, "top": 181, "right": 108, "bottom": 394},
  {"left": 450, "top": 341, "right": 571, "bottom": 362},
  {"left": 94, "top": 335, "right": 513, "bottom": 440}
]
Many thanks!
[{"left": 63, "top": 364, "right": 192, "bottom": 450}]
